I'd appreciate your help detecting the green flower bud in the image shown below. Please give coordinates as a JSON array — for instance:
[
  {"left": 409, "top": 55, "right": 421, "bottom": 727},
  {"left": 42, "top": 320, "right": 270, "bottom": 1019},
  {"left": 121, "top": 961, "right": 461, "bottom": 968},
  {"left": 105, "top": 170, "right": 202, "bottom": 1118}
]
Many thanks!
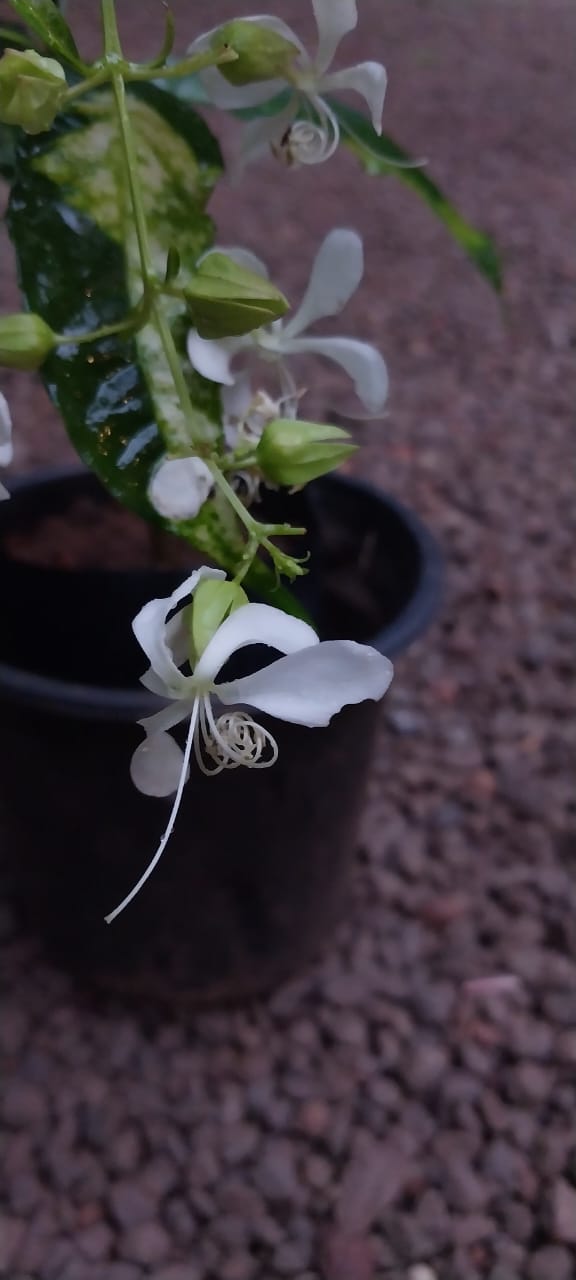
[
  {"left": 0, "top": 313, "right": 56, "bottom": 369},
  {"left": 257, "top": 419, "right": 357, "bottom": 488},
  {"left": 0, "top": 49, "right": 66, "bottom": 135},
  {"left": 191, "top": 578, "right": 248, "bottom": 659},
  {"left": 185, "top": 253, "right": 289, "bottom": 340},
  {"left": 212, "top": 20, "right": 299, "bottom": 86}
]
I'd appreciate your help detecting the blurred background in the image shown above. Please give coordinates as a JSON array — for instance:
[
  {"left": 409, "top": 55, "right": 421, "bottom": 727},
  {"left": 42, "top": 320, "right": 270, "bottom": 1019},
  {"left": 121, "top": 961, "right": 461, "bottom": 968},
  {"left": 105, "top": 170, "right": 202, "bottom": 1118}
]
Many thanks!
[{"left": 1, "top": 2, "right": 575, "bottom": 1278}]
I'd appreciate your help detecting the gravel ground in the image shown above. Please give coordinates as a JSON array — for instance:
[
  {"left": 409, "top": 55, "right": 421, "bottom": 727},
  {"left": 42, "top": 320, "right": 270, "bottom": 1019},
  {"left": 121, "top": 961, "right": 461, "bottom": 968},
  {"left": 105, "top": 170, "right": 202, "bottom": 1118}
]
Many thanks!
[{"left": 1, "top": 1, "right": 575, "bottom": 1277}]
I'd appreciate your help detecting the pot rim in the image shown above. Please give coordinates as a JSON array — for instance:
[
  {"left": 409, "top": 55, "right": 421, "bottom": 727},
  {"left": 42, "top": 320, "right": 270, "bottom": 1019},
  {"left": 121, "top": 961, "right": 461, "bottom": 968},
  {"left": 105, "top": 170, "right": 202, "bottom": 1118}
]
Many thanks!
[{"left": 0, "top": 466, "right": 442, "bottom": 721}]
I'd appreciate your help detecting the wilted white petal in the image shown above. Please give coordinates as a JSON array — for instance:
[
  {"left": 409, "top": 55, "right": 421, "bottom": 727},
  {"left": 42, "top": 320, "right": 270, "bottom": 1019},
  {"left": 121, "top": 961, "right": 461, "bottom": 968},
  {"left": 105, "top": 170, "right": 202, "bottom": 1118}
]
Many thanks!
[
  {"left": 130, "top": 730, "right": 188, "bottom": 797},
  {"left": 322, "top": 60, "right": 387, "bottom": 134},
  {"left": 187, "top": 331, "right": 241, "bottom": 385},
  {"left": 282, "top": 334, "right": 389, "bottom": 413},
  {"left": 133, "top": 566, "right": 225, "bottom": 695},
  {"left": 148, "top": 456, "right": 214, "bottom": 521},
  {"left": 219, "top": 640, "right": 393, "bottom": 726},
  {"left": 312, "top": 0, "right": 358, "bottom": 74},
  {"left": 283, "top": 228, "right": 364, "bottom": 338},
  {"left": 0, "top": 391, "right": 13, "bottom": 468},
  {"left": 195, "top": 602, "right": 318, "bottom": 683}
]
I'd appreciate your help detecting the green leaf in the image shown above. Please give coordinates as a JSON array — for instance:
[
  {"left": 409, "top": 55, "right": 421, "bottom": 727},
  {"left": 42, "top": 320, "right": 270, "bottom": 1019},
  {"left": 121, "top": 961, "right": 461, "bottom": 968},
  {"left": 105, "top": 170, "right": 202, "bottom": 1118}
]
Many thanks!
[
  {"left": 0, "top": 121, "right": 17, "bottom": 176},
  {"left": 331, "top": 100, "right": 502, "bottom": 293},
  {"left": 8, "top": 0, "right": 83, "bottom": 69},
  {"left": 0, "top": 21, "right": 30, "bottom": 51},
  {"left": 7, "top": 81, "right": 308, "bottom": 617},
  {"left": 9, "top": 82, "right": 223, "bottom": 500},
  {"left": 0, "top": 18, "right": 28, "bottom": 172}
]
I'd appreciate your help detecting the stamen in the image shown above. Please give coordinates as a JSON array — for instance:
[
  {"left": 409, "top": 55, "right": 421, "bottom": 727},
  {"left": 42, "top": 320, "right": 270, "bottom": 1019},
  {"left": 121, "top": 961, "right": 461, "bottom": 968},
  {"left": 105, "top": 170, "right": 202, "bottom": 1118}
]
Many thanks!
[
  {"left": 104, "top": 700, "right": 200, "bottom": 923},
  {"left": 274, "top": 97, "right": 340, "bottom": 166},
  {"left": 194, "top": 696, "right": 227, "bottom": 776},
  {"left": 203, "top": 700, "right": 279, "bottom": 771}
]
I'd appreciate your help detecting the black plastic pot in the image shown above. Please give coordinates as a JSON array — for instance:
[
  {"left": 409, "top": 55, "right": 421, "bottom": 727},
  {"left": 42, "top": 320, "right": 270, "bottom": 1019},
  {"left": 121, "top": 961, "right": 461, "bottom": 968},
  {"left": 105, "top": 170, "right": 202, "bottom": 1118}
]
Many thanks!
[{"left": 0, "top": 469, "right": 441, "bottom": 1006}]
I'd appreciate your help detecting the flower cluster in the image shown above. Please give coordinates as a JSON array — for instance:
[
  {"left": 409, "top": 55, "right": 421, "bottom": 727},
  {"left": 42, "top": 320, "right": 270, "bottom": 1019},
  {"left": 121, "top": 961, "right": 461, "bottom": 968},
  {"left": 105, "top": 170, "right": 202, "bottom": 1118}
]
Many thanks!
[{"left": 0, "top": 0, "right": 400, "bottom": 922}]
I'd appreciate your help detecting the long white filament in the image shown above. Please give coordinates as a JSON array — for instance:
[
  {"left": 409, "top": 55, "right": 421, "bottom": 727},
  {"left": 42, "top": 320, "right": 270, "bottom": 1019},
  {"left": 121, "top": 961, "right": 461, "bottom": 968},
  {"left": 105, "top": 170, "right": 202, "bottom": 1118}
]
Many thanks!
[{"left": 104, "top": 699, "right": 200, "bottom": 924}]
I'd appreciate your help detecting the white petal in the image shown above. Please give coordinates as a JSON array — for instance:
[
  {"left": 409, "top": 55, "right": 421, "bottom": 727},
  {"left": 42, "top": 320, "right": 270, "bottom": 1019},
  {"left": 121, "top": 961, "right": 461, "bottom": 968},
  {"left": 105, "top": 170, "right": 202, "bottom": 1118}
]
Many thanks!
[
  {"left": 202, "top": 246, "right": 269, "bottom": 280},
  {"left": 148, "top": 456, "right": 214, "bottom": 521},
  {"left": 0, "top": 391, "right": 13, "bottom": 466},
  {"left": 194, "top": 602, "right": 318, "bottom": 683},
  {"left": 187, "top": 331, "right": 240, "bottom": 385},
  {"left": 190, "top": 16, "right": 304, "bottom": 109},
  {"left": 233, "top": 99, "right": 298, "bottom": 176},
  {"left": 222, "top": 373, "right": 254, "bottom": 422},
  {"left": 138, "top": 698, "right": 196, "bottom": 737},
  {"left": 130, "top": 730, "right": 188, "bottom": 797},
  {"left": 219, "top": 640, "right": 393, "bottom": 726},
  {"left": 0, "top": 481, "right": 10, "bottom": 501},
  {"left": 321, "top": 61, "right": 387, "bottom": 134},
  {"left": 282, "top": 335, "right": 389, "bottom": 413},
  {"left": 133, "top": 566, "right": 225, "bottom": 695},
  {"left": 312, "top": 0, "right": 358, "bottom": 74},
  {"left": 282, "top": 229, "right": 364, "bottom": 339}
]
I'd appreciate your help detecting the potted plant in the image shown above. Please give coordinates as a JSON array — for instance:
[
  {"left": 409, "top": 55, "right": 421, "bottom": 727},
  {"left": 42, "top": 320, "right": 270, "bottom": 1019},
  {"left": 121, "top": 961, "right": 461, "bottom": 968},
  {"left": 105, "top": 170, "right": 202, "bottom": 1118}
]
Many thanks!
[{"left": 0, "top": 0, "right": 498, "bottom": 1006}]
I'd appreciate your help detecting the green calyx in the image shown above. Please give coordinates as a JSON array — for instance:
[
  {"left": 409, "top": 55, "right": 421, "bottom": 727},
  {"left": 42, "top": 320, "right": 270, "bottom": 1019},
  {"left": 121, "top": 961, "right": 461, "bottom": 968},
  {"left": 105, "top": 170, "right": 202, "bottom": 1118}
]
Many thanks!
[
  {"left": 212, "top": 20, "right": 299, "bottom": 86},
  {"left": 0, "top": 312, "right": 56, "bottom": 368},
  {"left": 0, "top": 48, "right": 66, "bottom": 134},
  {"left": 257, "top": 418, "right": 357, "bottom": 487},
  {"left": 185, "top": 252, "right": 289, "bottom": 339},
  {"left": 191, "top": 577, "right": 249, "bottom": 660}
]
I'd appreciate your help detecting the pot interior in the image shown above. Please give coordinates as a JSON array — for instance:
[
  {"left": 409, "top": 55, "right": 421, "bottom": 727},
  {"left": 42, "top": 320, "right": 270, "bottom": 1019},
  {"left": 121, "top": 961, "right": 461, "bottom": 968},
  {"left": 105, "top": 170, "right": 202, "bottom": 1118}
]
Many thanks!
[{"left": 0, "top": 470, "right": 440, "bottom": 693}]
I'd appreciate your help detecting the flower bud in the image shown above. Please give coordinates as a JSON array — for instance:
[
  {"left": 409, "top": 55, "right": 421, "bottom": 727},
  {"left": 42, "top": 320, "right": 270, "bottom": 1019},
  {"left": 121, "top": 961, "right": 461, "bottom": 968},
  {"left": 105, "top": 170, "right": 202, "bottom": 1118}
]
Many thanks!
[
  {"left": 0, "top": 313, "right": 56, "bottom": 369},
  {"left": 257, "top": 419, "right": 357, "bottom": 487},
  {"left": 192, "top": 578, "right": 248, "bottom": 658},
  {"left": 148, "top": 456, "right": 214, "bottom": 521},
  {"left": 212, "top": 20, "right": 299, "bottom": 86},
  {"left": 0, "top": 49, "right": 66, "bottom": 135},
  {"left": 185, "top": 253, "right": 288, "bottom": 340}
]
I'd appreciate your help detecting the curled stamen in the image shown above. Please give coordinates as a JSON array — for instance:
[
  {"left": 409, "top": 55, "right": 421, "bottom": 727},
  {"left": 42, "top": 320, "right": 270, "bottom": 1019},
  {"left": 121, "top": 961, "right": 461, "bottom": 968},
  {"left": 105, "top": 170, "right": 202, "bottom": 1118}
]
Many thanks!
[
  {"left": 274, "top": 98, "right": 340, "bottom": 167},
  {"left": 204, "top": 705, "right": 279, "bottom": 772}
]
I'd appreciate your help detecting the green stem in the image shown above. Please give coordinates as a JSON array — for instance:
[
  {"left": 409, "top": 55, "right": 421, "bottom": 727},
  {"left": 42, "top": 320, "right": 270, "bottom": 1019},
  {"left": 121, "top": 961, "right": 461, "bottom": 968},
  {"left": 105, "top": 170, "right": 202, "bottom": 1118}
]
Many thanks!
[
  {"left": 143, "top": 6, "right": 175, "bottom": 70},
  {"left": 101, "top": 0, "right": 122, "bottom": 56},
  {"left": 209, "top": 464, "right": 259, "bottom": 537},
  {"left": 54, "top": 304, "right": 147, "bottom": 347},
  {"left": 64, "top": 68, "right": 112, "bottom": 104},
  {"left": 142, "top": 47, "right": 237, "bottom": 80},
  {"left": 64, "top": 46, "right": 237, "bottom": 106},
  {"left": 103, "top": 0, "right": 210, "bottom": 449}
]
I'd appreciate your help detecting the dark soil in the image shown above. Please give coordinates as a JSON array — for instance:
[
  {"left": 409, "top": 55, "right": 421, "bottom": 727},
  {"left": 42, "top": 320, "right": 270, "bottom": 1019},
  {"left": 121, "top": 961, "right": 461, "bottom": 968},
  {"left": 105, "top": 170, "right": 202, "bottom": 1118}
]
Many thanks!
[{"left": 2, "top": 497, "right": 199, "bottom": 571}]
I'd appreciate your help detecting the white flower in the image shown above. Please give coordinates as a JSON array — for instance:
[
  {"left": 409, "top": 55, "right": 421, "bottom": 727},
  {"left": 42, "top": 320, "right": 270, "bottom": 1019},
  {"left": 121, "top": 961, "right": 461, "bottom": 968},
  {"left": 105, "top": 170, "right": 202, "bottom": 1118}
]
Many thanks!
[
  {"left": 148, "top": 455, "right": 214, "bottom": 521},
  {"left": 105, "top": 565, "right": 393, "bottom": 922},
  {"left": 190, "top": 0, "right": 387, "bottom": 167},
  {"left": 188, "top": 230, "right": 388, "bottom": 418},
  {"left": 0, "top": 391, "right": 13, "bottom": 501}
]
